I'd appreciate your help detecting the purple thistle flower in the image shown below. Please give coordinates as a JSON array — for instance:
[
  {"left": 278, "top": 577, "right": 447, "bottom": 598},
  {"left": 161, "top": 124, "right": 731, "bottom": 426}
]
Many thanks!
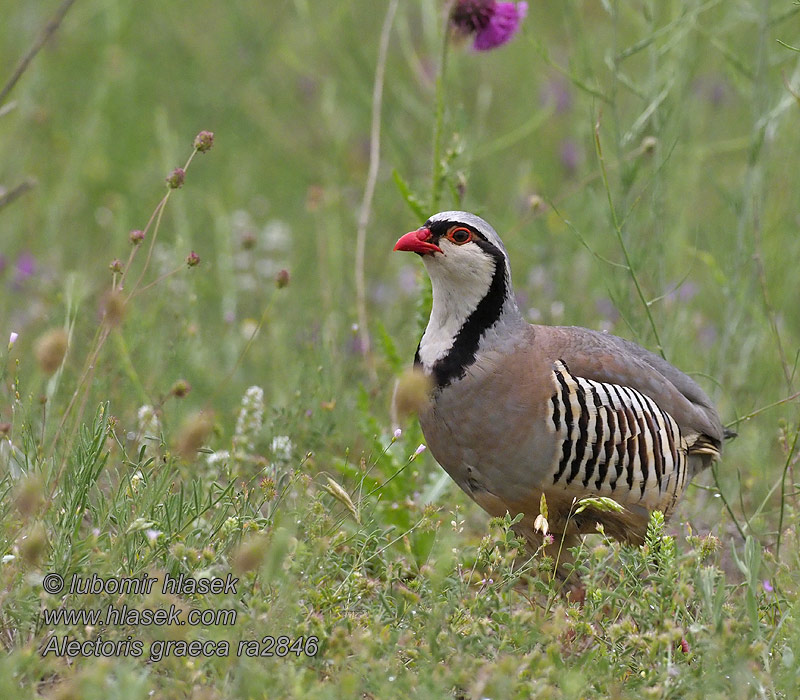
[
  {"left": 451, "top": 0, "right": 528, "bottom": 52},
  {"left": 474, "top": 2, "right": 527, "bottom": 50},
  {"left": 451, "top": 0, "right": 494, "bottom": 33}
]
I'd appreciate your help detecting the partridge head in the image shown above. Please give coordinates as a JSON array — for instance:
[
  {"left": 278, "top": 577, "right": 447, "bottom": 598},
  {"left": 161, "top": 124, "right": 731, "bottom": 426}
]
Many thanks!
[{"left": 394, "top": 211, "right": 726, "bottom": 559}]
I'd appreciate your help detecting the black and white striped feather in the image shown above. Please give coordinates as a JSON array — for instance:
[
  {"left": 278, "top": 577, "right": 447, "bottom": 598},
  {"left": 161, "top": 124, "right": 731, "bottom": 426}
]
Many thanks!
[{"left": 546, "top": 360, "right": 695, "bottom": 516}]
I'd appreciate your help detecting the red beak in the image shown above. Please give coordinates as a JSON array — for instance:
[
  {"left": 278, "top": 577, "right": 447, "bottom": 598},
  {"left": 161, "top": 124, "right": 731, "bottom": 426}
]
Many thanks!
[{"left": 393, "top": 227, "right": 442, "bottom": 255}]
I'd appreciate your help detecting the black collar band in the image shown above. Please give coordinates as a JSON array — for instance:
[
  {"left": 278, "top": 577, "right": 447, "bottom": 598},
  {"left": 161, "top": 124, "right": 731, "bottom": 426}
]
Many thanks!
[{"left": 416, "top": 237, "right": 509, "bottom": 389}]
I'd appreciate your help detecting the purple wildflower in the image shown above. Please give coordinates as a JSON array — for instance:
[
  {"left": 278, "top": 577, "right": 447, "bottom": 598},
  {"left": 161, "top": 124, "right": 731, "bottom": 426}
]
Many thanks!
[
  {"left": 450, "top": 1, "right": 528, "bottom": 52},
  {"left": 14, "top": 252, "right": 35, "bottom": 284},
  {"left": 559, "top": 139, "right": 582, "bottom": 174},
  {"left": 763, "top": 579, "right": 773, "bottom": 593},
  {"left": 166, "top": 168, "right": 185, "bottom": 189},
  {"left": 193, "top": 130, "right": 214, "bottom": 153},
  {"left": 540, "top": 77, "right": 573, "bottom": 114}
]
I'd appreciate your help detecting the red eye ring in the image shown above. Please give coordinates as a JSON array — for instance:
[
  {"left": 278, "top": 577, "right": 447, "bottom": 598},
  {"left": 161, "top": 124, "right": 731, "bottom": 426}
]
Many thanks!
[{"left": 447, "top": 226, "right": 472, "bottom": 245}]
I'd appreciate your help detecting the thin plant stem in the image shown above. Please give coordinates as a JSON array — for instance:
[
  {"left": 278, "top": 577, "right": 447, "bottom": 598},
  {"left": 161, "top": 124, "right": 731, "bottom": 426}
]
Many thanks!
[
  {"left": 726, "top": 391, "right": 800, "bottom": 429},
  {"left": 0, "top": 0, "right": 78, "bottom": 107},
  {"left": 593, "top": 119, "right": 665, "bottom": 358},
  {"left": 129, "top": 150, "right": 198, "bottom": 295},
  {"left": 776, "top": 419, "right": 800, "bottom": 557},
  {"left": 46, "top": 147, "right": 204, "bottom": 494},
  {"left": 711, "top": 460, "right": 747, "bottom": 542},
  {"left": 0, "top": 178, "right": 36, "bottom": 211},
  {"left": 130, "top": 266, "right": 184, "bottom": 298},
  {"left": 202, "top": 293, "right": 278, "bottom": 413},
  {"left": 430, "top": 18, "right": 450, "bottom": 212},
  {"left": 354, "top": 0, "right": 398, "bottom": 382}
]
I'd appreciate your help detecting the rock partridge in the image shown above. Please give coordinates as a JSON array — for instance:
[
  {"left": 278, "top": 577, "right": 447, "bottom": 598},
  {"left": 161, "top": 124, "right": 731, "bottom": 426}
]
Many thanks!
[{"left": 394, "top": 211, "right": 726, "bottom": 559}]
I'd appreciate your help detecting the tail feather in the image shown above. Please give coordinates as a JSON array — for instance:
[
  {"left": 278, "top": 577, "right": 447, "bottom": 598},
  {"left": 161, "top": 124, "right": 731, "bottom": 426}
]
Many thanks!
[
  {"left": 723, "top": 427, "right": 738, "bottom": 441},
  {"left": 688, "top": 435, "right": 721, "bottom": 456}
]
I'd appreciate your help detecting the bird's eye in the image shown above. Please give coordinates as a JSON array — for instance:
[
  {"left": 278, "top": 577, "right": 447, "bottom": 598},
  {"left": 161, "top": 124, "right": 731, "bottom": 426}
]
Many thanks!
[{"left": 447, "top": 227, "right": 472, "bottom": 245}]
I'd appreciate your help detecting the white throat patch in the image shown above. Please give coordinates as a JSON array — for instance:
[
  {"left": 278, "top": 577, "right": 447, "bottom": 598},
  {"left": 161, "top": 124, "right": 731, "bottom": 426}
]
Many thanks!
[{"left": 417, "top": 243, "right": 497, "bottom": 370}]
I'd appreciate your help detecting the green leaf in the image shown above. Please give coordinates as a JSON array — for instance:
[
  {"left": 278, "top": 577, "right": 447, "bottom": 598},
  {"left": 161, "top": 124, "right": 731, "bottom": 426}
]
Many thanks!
[
  {"left": 374, "top": 320, "right": 404, "bottom": 374},
  {"left": 574, "top": 496, "right": 625, "bottom": 516},
  {"left": 392, "top": 169, "right": 427, "bottom": 221}
]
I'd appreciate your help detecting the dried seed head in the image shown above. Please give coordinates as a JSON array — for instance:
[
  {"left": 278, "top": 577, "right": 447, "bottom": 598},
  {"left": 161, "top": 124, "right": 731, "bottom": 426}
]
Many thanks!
[
  {"left": 193, "top": 130, "right": 215, "bottom": 153},
  {"left": 15, "top": 474, "right": 43, "bottom": 517},
  {"left": 528, "top": 194, "right": 545, "bottom": 213},
  {"left": 641, "top": 135, "right": 658, "bottom": 156},
  {"left": 233, "top": 533, "right": 269, "bottom": 573},
  {"left": 260, "top": 476, "right": 276, "bottom": 500},
  {"left": 240, "top": 231, "right": 257, "bottom": 250},
  {"left": 34, "top": 328, "right": 68, "bottom": 374},
  {"left": 19, "top": 522, "right": 48, "bottom": 566},
  {"left": 166, "top": 167, "right": 186, "bottom": 189},
  {"left": 324, "top": 477, "right": 360, "bottom": 523},
  {"left": 129, "top": 229, "right": 145, "bottom": 245},
  {"left": 170, "top": 379, "right": 191, "bottom": 398},
  {"left": 275, "top": 268, "right": 290, "bottom": 288},
  {"left": 186, "top": 251, "right": 200, "bottom": 267},
  {"left": 176, "top": 411, "right": 213, "bottom": 459},
  {"left": 391, "top": 368, "right": 433, "bottom": 421},
  {"left": 101, "top": 289, "right": 127, "bottom": 326}
]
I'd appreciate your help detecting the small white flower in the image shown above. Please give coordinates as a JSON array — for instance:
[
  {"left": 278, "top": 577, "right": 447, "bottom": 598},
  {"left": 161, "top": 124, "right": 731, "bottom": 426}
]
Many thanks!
[
  {"left": 206, "top": 450, "right": 230, "bottom": 467},
  {"left": 261, "top": 220, "right": 291, "bottom": 251},
  {"left": 240, "top": 318, "right": 259, "bottom": 340},
  {"left": 129, "top": 471, "right": 144, "bottom": 494},
  {"left": 234, "top": 386, "right": 264, "bottom": 456},
  {"left": 393, "top": 428, "right": 402, "bottom": 440},
  {"left": 270, "top": 435, "right": 294, "bottom": 461},
  {"left": 145, "top": 529, "right": 162, "bottom": 544},
  {"left": 136, "top": 405, "right": 161, "bottom": 458},
  {"left": 8, "top": 332, "right": 18, "bottom": 350},
  {"left": 137, "top": 405, "right": 160, "bottom": 435},
  {"left": 533, "top": 513, "right": 549, "bottom": 536},
  {"left": 413, "top": 443, "right": 427, "bottom": 457}
]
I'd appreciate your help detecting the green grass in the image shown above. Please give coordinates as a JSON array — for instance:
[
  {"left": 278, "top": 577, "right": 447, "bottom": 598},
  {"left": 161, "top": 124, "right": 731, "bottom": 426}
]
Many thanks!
[{"left": 2, "top": 0, "right": 800, "bottom": 697}]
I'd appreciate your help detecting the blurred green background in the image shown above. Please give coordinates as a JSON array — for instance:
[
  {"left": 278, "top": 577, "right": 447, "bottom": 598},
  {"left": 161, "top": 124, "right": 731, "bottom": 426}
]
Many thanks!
[{"left": 3, "top": 0, "right": 798, "bottom": 521}]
